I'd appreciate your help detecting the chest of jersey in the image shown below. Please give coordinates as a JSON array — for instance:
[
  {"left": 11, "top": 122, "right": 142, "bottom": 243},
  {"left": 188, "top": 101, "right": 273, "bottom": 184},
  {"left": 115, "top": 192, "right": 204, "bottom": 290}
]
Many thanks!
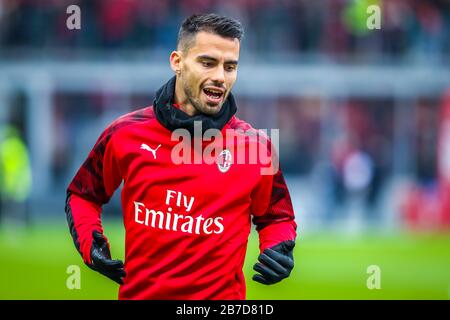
[{"left": 113, "top": 119, "right": 263, "bottom": 238}]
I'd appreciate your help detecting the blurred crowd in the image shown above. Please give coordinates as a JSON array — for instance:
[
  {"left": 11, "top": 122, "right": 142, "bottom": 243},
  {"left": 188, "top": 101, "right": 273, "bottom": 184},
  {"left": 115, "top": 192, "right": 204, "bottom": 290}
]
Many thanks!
[{"left": 0, "top": 0, "right": 449, "bottom": 62}]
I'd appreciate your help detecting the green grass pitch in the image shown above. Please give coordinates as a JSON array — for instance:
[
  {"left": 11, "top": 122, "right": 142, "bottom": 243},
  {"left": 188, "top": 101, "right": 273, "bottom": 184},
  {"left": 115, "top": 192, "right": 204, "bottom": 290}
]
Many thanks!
[{"left": 1, "top": 221, "right": 449, "bottom": 299}]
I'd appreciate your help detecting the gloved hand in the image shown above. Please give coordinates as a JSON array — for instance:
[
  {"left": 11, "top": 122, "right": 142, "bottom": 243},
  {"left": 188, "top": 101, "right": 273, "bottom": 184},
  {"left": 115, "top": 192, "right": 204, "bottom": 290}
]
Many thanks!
[
  {"left": 252, "top": 240, "right": 295, "bottom": 285},
  {"left": 88, "top": 230, "right": 126, "bottom": 285}
]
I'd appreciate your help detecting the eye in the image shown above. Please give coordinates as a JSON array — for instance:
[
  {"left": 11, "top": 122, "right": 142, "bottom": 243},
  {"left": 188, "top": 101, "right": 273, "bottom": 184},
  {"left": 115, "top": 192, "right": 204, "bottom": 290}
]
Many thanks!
[
  {"left": 202, "top": 61, "right": 213, "bottom": 68},
  {"left": 225, "top": 65, "right": 237, "bottom": 72}
]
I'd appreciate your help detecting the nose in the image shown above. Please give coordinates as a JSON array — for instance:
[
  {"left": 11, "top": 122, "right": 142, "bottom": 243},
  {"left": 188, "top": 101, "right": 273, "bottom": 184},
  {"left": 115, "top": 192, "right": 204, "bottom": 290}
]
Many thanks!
[{"left": 210, "top": 65, "right": 225, "bottom": 84}]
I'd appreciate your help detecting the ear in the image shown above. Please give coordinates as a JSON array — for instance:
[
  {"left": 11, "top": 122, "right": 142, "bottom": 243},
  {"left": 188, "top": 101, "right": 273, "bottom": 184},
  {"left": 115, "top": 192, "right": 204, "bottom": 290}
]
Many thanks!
[{"left": 170, "top": 51, "right": 182, "bottom": 75}]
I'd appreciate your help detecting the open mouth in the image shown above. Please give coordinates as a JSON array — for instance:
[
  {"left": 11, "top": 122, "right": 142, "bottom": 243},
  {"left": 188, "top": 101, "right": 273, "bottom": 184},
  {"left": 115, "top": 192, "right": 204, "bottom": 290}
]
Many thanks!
[{"left": 203, "top": 87, "right": 224, "bottom": 104}]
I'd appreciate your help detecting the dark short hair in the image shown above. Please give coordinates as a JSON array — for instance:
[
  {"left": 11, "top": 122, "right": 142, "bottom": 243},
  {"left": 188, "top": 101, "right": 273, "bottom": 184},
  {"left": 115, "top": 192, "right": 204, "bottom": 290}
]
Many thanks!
[{"left": 177, "top": 13, "right": 244, "bottom": 52}]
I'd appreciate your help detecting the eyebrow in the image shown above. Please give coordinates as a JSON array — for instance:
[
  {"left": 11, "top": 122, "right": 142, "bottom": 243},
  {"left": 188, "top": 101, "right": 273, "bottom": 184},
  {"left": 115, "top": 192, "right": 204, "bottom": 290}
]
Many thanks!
[{"left": 197, "top": 55, "right": 238, "bottom": 65}]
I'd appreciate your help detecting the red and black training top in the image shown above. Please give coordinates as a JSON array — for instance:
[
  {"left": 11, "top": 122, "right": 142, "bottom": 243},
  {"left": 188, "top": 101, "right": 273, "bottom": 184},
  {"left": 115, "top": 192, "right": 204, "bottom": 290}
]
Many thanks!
[{"left": 65, "top": 77, "right": 297, "bottom": 300}]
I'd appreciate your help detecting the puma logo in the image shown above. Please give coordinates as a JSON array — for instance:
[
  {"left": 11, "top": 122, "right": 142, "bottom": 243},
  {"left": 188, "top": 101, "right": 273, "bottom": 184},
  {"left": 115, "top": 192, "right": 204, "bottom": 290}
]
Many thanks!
[{"left": 140, "top": 143, "right": 161, "bottom": 159}]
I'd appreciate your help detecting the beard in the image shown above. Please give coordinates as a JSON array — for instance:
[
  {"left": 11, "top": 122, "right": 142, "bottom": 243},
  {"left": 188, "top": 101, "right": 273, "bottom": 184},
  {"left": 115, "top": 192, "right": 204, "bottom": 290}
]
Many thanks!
[{"left": 182, "top": 79, "right": 224, "bottom": 116}]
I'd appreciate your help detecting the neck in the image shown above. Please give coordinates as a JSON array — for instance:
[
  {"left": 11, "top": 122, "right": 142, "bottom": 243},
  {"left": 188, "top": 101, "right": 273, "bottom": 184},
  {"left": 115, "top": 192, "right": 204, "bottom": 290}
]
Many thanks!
[{"left": 174, "top": 77, "right": 198, "bottom": 116}]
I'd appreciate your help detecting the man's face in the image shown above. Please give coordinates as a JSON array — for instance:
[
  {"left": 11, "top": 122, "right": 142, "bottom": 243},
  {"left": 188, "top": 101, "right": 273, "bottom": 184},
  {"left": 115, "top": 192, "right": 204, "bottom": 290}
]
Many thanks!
[{"left": 173, "top": 31, "right": 240, "bottom": 116}]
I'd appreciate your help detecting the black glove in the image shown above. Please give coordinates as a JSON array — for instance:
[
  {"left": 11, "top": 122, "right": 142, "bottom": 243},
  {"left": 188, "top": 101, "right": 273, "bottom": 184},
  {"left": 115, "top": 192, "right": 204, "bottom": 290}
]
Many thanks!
[
  {"left": 252, "top": 240, "right": 295, "bottom": 285},
  {"left": 88, "top": 230, "right": 126, "bottom": 285}
]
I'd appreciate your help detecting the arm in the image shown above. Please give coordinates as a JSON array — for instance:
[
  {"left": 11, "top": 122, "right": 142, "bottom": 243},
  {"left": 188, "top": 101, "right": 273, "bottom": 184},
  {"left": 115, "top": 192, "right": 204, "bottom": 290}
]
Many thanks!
[
  {"left": 252, "top": 169, "right": 297, "bottom": 251},
  {"left": 251, "top": 164, "right": 297, "bottom": 285},
  {"left": 65, "top": 123, "right": 125, "bottom": 284}
]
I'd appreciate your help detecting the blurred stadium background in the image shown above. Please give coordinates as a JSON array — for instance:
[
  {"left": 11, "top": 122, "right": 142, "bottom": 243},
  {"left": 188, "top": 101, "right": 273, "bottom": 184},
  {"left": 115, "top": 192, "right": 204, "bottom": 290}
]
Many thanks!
[{"left": 1, "top": 0, "right": 450, "bottom": 299}]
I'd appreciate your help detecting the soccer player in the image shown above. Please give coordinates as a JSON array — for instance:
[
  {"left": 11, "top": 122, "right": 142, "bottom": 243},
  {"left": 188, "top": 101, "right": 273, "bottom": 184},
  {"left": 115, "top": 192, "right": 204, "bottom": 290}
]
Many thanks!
[{"left": 65, "top": 13, "right": 297, "bottom": 300}]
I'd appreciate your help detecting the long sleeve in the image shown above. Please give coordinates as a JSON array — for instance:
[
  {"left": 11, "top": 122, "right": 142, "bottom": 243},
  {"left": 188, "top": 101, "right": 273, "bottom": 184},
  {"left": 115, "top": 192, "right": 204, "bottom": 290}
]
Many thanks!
[
  {"left": 251, "top": 167, "right": 297, "bottom": 252},
  {"left": 65, "top": 123, "right": 123, "bottom": 264},
  {"left": 250, "top": 129, "right": 297, "bottom": 252}
]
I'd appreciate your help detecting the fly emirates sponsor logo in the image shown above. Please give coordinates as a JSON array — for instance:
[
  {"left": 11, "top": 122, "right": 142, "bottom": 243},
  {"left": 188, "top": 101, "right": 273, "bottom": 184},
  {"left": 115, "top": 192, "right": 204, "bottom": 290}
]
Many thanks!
[{"left": 133, "top": 190, "right": 224, "bottom": 235}]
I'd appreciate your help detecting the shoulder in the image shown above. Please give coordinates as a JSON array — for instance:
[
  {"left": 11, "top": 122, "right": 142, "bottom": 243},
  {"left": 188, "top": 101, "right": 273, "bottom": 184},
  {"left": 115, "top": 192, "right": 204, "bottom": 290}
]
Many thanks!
[
  {"left": 92, "top": 106, "right": 155, "bottom": 152},
  {"left": 100, "top": 106, "right": 155, "bottom": 139},
  {"left": 227, "top": 115, "right": 254, "bottom": 132},
  {"left": 107, "top": 106, "right": 155, "bottom": 133},
  {"left": 227, "top": 115, "right": 271, "bottom": 143},
  {"left": 227, "top": 115, "right": 278, "bottom": 172}
]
